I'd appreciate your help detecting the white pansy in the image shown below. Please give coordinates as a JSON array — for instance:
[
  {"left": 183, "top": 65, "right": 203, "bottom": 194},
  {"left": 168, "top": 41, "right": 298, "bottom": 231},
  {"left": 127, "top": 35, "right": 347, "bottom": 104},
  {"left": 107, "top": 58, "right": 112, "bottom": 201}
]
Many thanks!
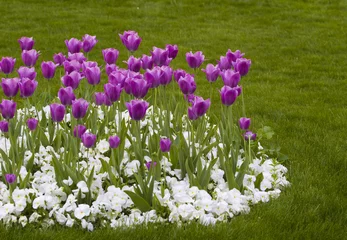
[
  {"left": 124, "top": 160, "right": 140, "bottom": 177},
  {"left": 96, "top": 139, "right": 110, "bottom": 154},
  {"left": 18, "top": 216, "right": 28, "bottom": 227},
  {"left": 74, "top": 204, "right": 91, "bottom": 220},
  {"left": 63, "top": 177, "right": 73, "bottom": 186}
]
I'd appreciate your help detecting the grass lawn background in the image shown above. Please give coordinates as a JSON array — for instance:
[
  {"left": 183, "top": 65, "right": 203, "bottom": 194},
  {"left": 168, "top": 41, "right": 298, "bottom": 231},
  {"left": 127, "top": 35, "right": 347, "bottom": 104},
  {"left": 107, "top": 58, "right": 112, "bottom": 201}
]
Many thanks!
[{"left": 0, "top": 0, "right": 346, "bottom": 239}]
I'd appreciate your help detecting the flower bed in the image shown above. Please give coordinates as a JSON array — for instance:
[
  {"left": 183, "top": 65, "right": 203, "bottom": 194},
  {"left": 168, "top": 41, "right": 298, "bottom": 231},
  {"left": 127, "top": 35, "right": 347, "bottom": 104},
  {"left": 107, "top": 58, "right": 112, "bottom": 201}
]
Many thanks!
[{"left": 0, "top": 32, "right": 289, "bottom": 230}]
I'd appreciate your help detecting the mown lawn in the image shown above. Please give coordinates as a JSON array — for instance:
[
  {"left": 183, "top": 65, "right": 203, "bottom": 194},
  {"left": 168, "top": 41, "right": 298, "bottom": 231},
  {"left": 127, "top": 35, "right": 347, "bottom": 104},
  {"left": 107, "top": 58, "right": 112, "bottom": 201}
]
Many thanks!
[{"left": 0, "top": 0, "right": 346, "bottom": 239}]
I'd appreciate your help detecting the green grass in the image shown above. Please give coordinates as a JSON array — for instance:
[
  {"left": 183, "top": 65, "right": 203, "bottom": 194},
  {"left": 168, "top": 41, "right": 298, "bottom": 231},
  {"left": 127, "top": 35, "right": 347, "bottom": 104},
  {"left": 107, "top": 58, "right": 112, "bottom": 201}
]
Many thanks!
[{"left": 0, "top": 0, "right": 346, "bottom": 239}]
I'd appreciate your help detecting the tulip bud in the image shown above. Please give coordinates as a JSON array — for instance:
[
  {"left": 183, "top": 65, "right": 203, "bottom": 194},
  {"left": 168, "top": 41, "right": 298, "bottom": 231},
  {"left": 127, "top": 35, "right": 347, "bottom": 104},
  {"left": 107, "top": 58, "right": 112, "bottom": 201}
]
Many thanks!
[
  {"left": 41, "top": 61, "right": 58, "bottom": 79},
  {"left": 82, "top": 34, "right": 98, "bottom": 52},
  {"left": 166, "top": 44, "right": 178, "bottom": 59},
  {"left": 244, "top": 131, "right": 256, "bottom": 141},
  {"left": 50, "top": 103, "right": 65, "bottom": 122},
  {"left": 226, "top": 49, "right": 244, "bottom": 63},
  {"left": 239, "top": 117, "right": 251, "bottom": 130},
  {"left": 65, "top": 38, "right": 82, "bottom": 53},
  {"left": 119, "top": 30, "right": 141, "bottom": 52},
  {"left": 85, "top": 66, "right": 101, "bottom": 85},
  {"left": 233, "top": 58, "right": 251, "bottom": 77},
  {"left": 0, "top": 57, "right": 16, "bottom": 75},
  {"left": 125, "top": 100, "right": 149, "bottom": 121},
  {"left": 73, "top": 125, "right": 87, "bottom": 138},
  {"left": 0, "top": 120, "right": 9, "bottom": 133},
  {"left": 104, "top": 83, "right": 122, "bottom": 103},
  {"left": 178, "top": 74, "right": 196, "bottom": 95},
  {"left": 202, "top": 64, "right": 220, "bottom": 82},
  {"left": 105, "top": 64, "right": 118, "bottom": 76},
  {"left": 220, "top": 69, "right": 240, "bottom": 88},
  {"left": 109, "top": 135, "right": 120, "bottom": 149},
  {"left": 5, "top": 173, "right": 16, "bottom": 184},
  {"left": 1, "top": 78, "right": 19, "bottom": 98},
  {"left": 102, "top": 48, "right": 119, "bottom": 65},
  {"left": 21, "top": 49, "right": 39, "bottom": 67},
  {"left": 27, "top": 118, "right": 38, "bottom": 131},
  {"left": 186, "top": 51, "right": 204, "bottom": 69},
  {"left": 145, "top": 161, "right": 157, "bottom": 170},
  {"left": 187, "top": 96, "right": 210, "bottom": 121},
  {"left": 94, "top": 92, "right": 105, "bottom": 106},
  {"left": 220, "top": 86, "right": 238, "bottom": 106},
  {"left": 58, "top": 87, "right": 76, "bottom": 106},
  {"left": 19, "top": 78, "right": 38, "bottom": 98},
  {"left": 125, "top": 56, "right": 141, "bottom": 72},
  {"left": 141, "top": 55, "right": 154, "bottom": 70},
  {"left": 0, "top": 99, "right": 16, "bottom": 119},
  {"left": 18, "top": 37, "right": 34, "bottom": 51},
  {"left": 81, "top": 132, "right": 96, "bottom": 148},
  {"left": 160, "top": 138, "right": 171, "bottom": 152},
  {"left": 71, "top": 98, "right": 89, "bottom": 119},
  {"left": 217, "top": 56, "right": 232, "bottom": 70}
]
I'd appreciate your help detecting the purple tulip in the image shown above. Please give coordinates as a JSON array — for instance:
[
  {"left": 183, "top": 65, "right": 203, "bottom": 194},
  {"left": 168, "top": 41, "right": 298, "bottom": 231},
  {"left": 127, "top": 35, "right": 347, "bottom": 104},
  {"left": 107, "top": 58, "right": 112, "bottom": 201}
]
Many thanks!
[
  {"left": 1, "top": 78, "right": 19, "bottom": 98},
  {"left": 160, "top": 66, "right": 173, "bottom": 86},
  {"left": 68, "top": 52, "right": 87, "bottom": 63},
  {"left": 202, "top": 64, "right": 220, "bottom": 82},
  {"left": 0, "top": 57, "right": 16, "bottom": 75},
  {"left": 187, "top": 96, "right": 210, "bottom": 120},
  {"left": 239, "top": 117, "right": 251, "bottom": 130},
  {"left": 184, "top": 93, "right": 196, "bottom": 104},
  {"left": 119, "top": 30, "right": 141, "bottom": 52},
  {"left": 18, "top": 37, "right": 34, "bottom": 51},
  {"left": 18, "top": 78, "right": 38, "bottom": 98},
  {"left": 126, "top": 99, "right": 149, "bottom": 121},
  {"left": 5, "top": 174, "right": 16, "bottom": 184},
  {"left": 50, "top": 103, "right": 65, "bottom": 122},
  {"left": 94, "top": 92, "right": 105, "bottom": 106},
  {"left": 109, "top": 135, "right": 120, "bottom": 149},
  {"left": 226, "top": 49, "right": 244, "bottom": 63},
  {"left": 233, "top": 58, "right": 251, "bottom": 77},
  {"left": 186, "top": 51, "right": 204, "bottom": 69},
  {"left": 124, "top": 77, "right": 150, "bottom": 98},
  {"left": 17, "top": 67, "right": 36, "bottom": 80},
  {"left": 244, "top": 131, "right": 256, "bottom": 141},
  {"left": 53, "top": 53, "right": 66, "bottom": 66},
  {"left": 102, "top": 48, "right": 119, "bottom": 65},
  {"left": 73, "top": 124, "right": 87, "bottom": 138},
  {"left": 58, "top": 87, "right": 76, "bottom": 106},
  {"left": 27, "top": 118, "right": 38, "bottom": 131},
  {"left": 220, "top": 85, "right": 238, "bottom": 106},
  {"left": 105, "top": 64, "right": 118, "bottom": 76},
  {"left": 166, "top": 44, "right": 178, "bottom": 59},
  {"left": 82, "top": 34, "right": 98, "bottom": 52},
  {"left": 151, "top": 47, "right": 169, "bottom": 67},
  {"left": 235, "top": 85, "right": 242, "bottom": 96},
  {"left": 0, "top": 120, "right": 9, "bottom": 133},
  {"left": 65, "top": 38, "right": 82, "bottom": 53},
  {"left": 109, "top": 71, "right": 126, "bottom": 87},
  {"left": 71, "top": 98, "right": 89, "bottom": 119},
  {"left": 85, "top": 66, "right": 101, "bottom": 85},
  {"left": 125, "top": 56, "right": 141, "bottom": 72},
  {"left": 144, "top": 66, "right": 162, "bottom": 88},
  {"left": 61, "top": 71, "right": 82, "bottom": 89},
  {"left": 82, "top": 61, "right": 98, "bottom": 73},
  {"left": 178, "top": 74, "right": 196, "bottom": 95},
  {"left": 104, "top": 83, "right": 122, "bottom": 102},
  {"left": 63, "top": 60, "right": 81, "bottom": 74},
  {"left": 173, "top": 69, "right": 188, "bottom": 82},
  {"left": 41, "top": 61, "right": 58, "bottom": 79},
  {"left": 104, "top": 95, "right": 113, "bottom": 106},
  {"left": 145, "top": 161, "right": 157, "bottom": 170},
  {"left": 81, "top": 132, "right": 96, "bottom": 148},
  {"left": 141, "top": 55, "right": 154, "bottom": 70},
  {"left": 217, "top": 56, "right": 232, "bottom": 70},
  {"left": 220, "top": 69, "right": 240, "bottom": 88},
  {"left": 21, "top": 50, "right": 39, "bottom": 67},
  {"left": 160, "top": 138, "right": 171, "bottom": 152}
]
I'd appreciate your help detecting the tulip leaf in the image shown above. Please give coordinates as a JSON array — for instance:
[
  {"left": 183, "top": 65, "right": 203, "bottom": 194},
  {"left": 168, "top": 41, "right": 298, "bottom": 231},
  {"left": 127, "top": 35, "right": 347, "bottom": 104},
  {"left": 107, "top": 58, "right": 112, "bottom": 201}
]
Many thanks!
[
  {"left": 86, "top": 166, "right": 95, "bottom": 189},
  {"left": 124, "top": 190, "right": 151, "bottom": 212}
]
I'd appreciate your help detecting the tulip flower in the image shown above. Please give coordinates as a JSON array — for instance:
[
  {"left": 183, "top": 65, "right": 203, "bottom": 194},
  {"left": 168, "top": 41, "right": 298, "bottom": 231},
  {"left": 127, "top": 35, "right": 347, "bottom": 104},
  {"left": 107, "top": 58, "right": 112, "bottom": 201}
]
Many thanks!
[
  {"left": 160, "top": 138, "right": 171, "bottom": 152},
  {"left": 151, "top": 47, "right": 169, "bottom": 67},
  {"left": 160, "top": 66, "right": 173, "bottom": 86},
  {"left": 63, "top": 60, "right": 81, "bottom": 74},
  {"left": 202, "top": 64, "right": 220, "bottom": 82},
  {"left": 186, "top": 51, "right": 204, "bottom": 69},
  {"left": 68, "top": 52, "right": 87, "bottom": 63},
  {"left": 125, "top": 99, "right": 149, "bottom": 121},
  {"left": 105, "top": 64, "right": 117, "bottom": 76},
  {"left": 27, "top": 118, "right": 38, "bottom": 131},
  {"left": 233, "top": 58, "right": 251, "bottom": 77},
  {"left": 166, "top": 44, "right": 178, "bottom": 59},
  {"left": 5, "top": 173, "right": 16, "bottom": 184},
  {"left": 144, "top": 66, "right": 162, "bottom": 88},
  {"left": 0, "top": 120, "right": 9, "bottom": 133},
  {"left": 108, "top": 71, "right": 126, "bottom": 87},
  {"left": 81, "top": 132, "right": 96, "bottom": 148},
  {"left": 85, "top": 66, "right": 101, "bottom": 85},
  {"left": 41, "top": 61, "right": 58, "bottom": 79},
  {"left": 244, "top": 130, "right": 256, "bottom": 141},
  {"left": 184, "top": 93, "right": 196, "bottom": 104},
  {"left": 65, "top": 38, "right": 82, "bottom": 53},
  {"left": 82, "top": 61, "right": 98, "bottom": 73},
  {"left": 18, "top": 37, "right": 34, "bottom": 51},
  {"left": 1, "top": 78, "right": 19, "bottom": 98},
  {"left": 21, "top": 50, "right": 39, "bottom": 67},
  {"left": 82, "top": 34, "right": 98, "bottom": 52},
  {"left": 109, "top": 135, "right": 120, "bottom": 149},
  {"left": 73, "top": 125, "right": 87, "bottom": 138},
  {"left": 94, "top": 92, "right": 105, "bottom": 106},
  {"left": 71, "top": 98, "right": 89, "bottom": 119},
  {"left": 102, "top": 48, "right": 119, "bottom": 65},
  {"left": 220, "top": 69, "right": 240, "bottom": 88},
  {"left": 220, "top": 85, "right": 238, "bottom": 106},
  {"left": 141, "top": 55, "right": 154, "bottom": 70},
  {"left": 145, "top": 161, "right": 157, "bottom": 170},
  {"left": 0, "top": 57, "right": 16, "bottom": 75},
  {"left": 124, "top": 56, "right": 141, "bottom": 72},
  {"left": 173, "top": 69, "right": 187, "bottom": 82},
  {"left": 239, "top": 117, "right": 251, "bottom": 130},
  {"left": 217, "top": 56, "right": 232, "bottom": 70},
  {"left": 187, "top": 96, "right": 210, "bottom": 120},
  {"left": 119, "top": 30, "right": 141, "bottom": 52},
  {"left": 124, "top": 77, "right": 150, "bottom": 98},
  {"left": 178, "top": 74, "right": 196, "bottom": 95},
  {"left": 61, "top": 71, "right": 82, "bottom": 90},
  {"left": 18, "top": 67, "right": 36, "bottom": 80},
  {"left": 104, "top": 83, "right": 122, "bottom": 102},
  {"left": 58, "top": 87, "right": 76, "bottom": 106},
  {"left": 104, "top": 96, "right": 113, "bottom": 106},
  {"left": 19, "top": 78, "right": 38, "bottom": 98},
  {"left": 50, "top": 103, "right": 65, "bottom": 122},
  {"left": 226, "top": 49, "right": 244, "bottom": 63},
  {"left": 53, "top": 53, "right": 66, "bottom": 65}
]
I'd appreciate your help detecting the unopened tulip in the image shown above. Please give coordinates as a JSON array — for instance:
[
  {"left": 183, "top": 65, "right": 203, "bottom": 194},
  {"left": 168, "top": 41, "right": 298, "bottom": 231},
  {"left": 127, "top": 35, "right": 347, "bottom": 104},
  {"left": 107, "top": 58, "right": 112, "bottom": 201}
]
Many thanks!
[
  {"left": 81, "top": 132, "right": 96, "bottom": 148},
  {"left": 166, "top": 44, "right": 178, "bottom": 59},
  {"left": 21, "top": 50, "right": 39, "bottom": 67},
  {"left": 226, "top": 49, "right": 244, "bottom": 63},
  {"left": 5, "top": 173, "right": 16, "bottom": 184},
  {"left": 244, "top": 130, "right": 256, "bottom": 141},
  {"left": 1, "top": 78, "right": 19, "bottom": 98},
  {"left": 58, "top": 87, "right": 76, "bottom": 106},
  {"left": 125, "top": 99, "right": 149, "bottom": 121},
  {"left": 239, "top": 117, "right": 251, "bottom": 130},
  {"left": 0, "top": 57, "right": 16, "bottom": 75},
  {"left": 85, "top": 66, "right": 101, "bottom": 85},
  {"left": 160, "top": 138, "right": 171, "bottom": 152},
  {"left": 18, "top": 37, "right": 34, "bottom": 51},
  {"left": 220, "top": 85, "right": 238, "bottom": 106},
  {"left": 186, "top": 51, "right": 204, "bottom": 69},
  {"left": 104, "top": 83, "right": 122, "bottom": 102},
  {"left": 27, "top": 118, "right": 38, "bottom": 131},
  {"left": 82, "top": 34, "right": 98, "bottom": 52},
  {"left": 102, "top": 48, "right": 119, "bottom": 65},
  {"left": 41, "top": 61, "right": 58, "bottom": 79},
  {"left": 65, "top": 38, "right": 82, "bottom": 53},
  {"left": 0, "top": 120, "right": 9, "bottom": 133},
  {"left": 19, "top": 78, "right": 38, "bottom": 98},
  {"left": 178, "top": 74, "right": 196, "bottom": 95},
  {"left": 217, "top": 56, "right": 232, "bottom": 70},
  {"left": 94, "top": 92, "right": 105, "bottom": 106},
  {"left": 71, "top": 98, "right": 89, "bottom": 119},
  {"left": 73, "top": 124, "right": 87, "bottom": 138},
  {"left": 109, "top": 135, "right": 120, "bottom": 149},
  {"left": 50, "top": 103, "right": 65, "bottom": 122},
  {"left": 188, "top": 96, "right": 210, "bottom": 120},
  {"left": 202, "top": 64, "right": 220, "bottom": 82},
  {"left": 119, "top": 30, "right": 141, "bottom": 52},
  {"left": 233, "top": 58, "right": 251, "bottom": 76}
]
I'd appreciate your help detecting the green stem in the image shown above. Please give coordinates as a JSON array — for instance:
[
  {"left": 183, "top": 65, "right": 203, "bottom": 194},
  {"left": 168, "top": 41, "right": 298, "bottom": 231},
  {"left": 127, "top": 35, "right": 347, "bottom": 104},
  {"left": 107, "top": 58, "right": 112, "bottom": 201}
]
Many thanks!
[{"left": 241, "top": 87, "right": 246, "bottom": 117}]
